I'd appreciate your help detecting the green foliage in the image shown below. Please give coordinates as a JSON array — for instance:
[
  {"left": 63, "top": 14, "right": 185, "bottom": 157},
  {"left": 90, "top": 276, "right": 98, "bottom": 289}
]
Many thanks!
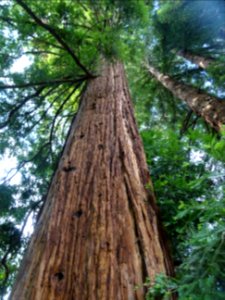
[
  {"left": 0, "top": 221, "right": 22, "bottom": 297},
  {"left": 147, "top": 0, "right": 225, "bottom": 95},
  {"left": 0, "top": 222, "right": 21, "bottom": 253},
  {"left": 142, "top": 128, "right": 225, "bottom": 299},
  {"left": 155, "top": 0, "right": 225, "bottom": 52},
  {"left": 0, "top": 0, "right": 225, "bottom": 298},
  {"left": 0, "top": 185, "right": 15, "bottom": 216},
  {"left": 152, "top": 0, "right": 225, "bottom": 58},
  {"left": 144, "top": 274, "right": 177, "bottom": 300}
]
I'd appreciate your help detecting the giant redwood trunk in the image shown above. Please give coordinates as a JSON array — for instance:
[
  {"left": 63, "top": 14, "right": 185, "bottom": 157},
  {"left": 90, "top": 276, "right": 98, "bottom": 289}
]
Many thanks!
[
  {"left": 148, "top": 64, "right": 225, "bottom": 131},
  {"left": 11, "top": 62, "right": 174, "bottom": 300}
]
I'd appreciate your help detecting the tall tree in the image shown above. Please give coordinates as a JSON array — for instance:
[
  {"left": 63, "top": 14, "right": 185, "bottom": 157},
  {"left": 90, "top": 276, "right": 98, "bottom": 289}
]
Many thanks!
[
  {"left": 1, "top": 1, "right": 225, "bottom": 299},
  {"left": 147, "top": 64, "right": 225, "bottom": 131},
  {"left": 11, "top": 60, "right": 174, "bottom": 300},
  {"left": 144, "top": 0, "right": 225, "bottom": 133},
  {"left": 0, "top": 1, "right": 175, "bottom": 299}
]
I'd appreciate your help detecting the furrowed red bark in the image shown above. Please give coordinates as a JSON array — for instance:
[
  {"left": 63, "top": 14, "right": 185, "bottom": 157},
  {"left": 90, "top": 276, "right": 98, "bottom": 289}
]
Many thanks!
[
  {"left": 148, "top": 64, "right": 225, "bottom": 131},
  {"left": 177, "top": 50, "right": 214, "bottom": 69},
  {"left": 10, "top": 62, "right": 174, "bottom": 300}
]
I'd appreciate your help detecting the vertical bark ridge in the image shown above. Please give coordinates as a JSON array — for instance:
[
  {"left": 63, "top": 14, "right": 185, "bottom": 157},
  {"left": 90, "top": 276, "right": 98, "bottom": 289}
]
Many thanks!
[{"left": 11, "top": 62, "right": 173, "bottom": 300}]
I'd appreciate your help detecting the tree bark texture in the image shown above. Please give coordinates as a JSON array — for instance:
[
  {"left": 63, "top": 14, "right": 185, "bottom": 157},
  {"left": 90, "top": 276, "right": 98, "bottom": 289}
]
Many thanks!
[
  {"left": 177, "top": 50, "right": 214, "bottom": 69},
  {"left": 11, "top": 62, "right": 174, "bottom": 300},
  {"left": 148, "top": 64, "right": 225, "bottom": 131}
]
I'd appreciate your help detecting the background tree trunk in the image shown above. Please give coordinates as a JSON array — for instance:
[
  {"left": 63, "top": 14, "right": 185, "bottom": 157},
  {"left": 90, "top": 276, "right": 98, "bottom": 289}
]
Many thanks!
[
  {"left": 177, "top": 50, "right": 214, "bottom": 69},
  {"left": 147, "top": 64, "right": 225, "bottom": 131},
  {"left": 10, "top": 62, "right": 174, "bottom": 300}
]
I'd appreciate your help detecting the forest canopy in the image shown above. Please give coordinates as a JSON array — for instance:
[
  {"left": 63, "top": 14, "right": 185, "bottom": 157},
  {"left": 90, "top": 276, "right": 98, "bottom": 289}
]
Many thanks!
[{"left": 0, "top": 0, "right": 225, "bottom": 299}]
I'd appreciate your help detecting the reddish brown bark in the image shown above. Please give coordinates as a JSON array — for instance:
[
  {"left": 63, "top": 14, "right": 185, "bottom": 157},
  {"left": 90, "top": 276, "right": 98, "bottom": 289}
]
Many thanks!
[
  {"left": 148, "top": 64, "right": 225, "bottom": 131},
  {"left": 10, "top": 62, "right": 173, "bottom": 300}
]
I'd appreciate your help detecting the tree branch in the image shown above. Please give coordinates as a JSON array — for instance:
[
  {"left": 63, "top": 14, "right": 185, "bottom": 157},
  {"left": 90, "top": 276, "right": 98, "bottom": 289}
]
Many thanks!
[
  {"left": 0, "top": 16, "right": 15, "bottom": 26},
  {"left": 0, "top": 86, "right": 61, "bottom": 129},
  {"left": 0, "top": 87, "right": 45, "bottom": 129},
  {"left": 24, "top": 85, "right": 72, "bottom": 134},
  {"left": 180, "top": 110, "right": 193, "bottom": 136},
  {"left": 5, "top": 50, "right": 61, "bottom": 60},
  {"left": 0, "top": 76, "right": 88, "bottom": 90},
  {"left": 15, "top": 0, "right": 93, "bottom": 77},
  {"left": 48, "top": 84, "right": 80, "bottom": 155}
]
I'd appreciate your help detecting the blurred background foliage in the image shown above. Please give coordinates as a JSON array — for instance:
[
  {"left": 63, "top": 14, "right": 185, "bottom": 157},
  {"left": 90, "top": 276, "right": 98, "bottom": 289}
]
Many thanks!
[{"left": 0, "top": 0, "right": 225, "bottom": 299}]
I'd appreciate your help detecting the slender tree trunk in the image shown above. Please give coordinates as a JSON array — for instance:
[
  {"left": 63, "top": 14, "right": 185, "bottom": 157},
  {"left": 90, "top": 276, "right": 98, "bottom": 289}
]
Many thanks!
[
  {"left": 177, "top": 50, "right": 214, "bottom": 69},
  {"left": 147, "top": 64, "right": 225, "bottom": 131},
  {"left": 11, "top": 62, "right": 174, "bottom": 300}
]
